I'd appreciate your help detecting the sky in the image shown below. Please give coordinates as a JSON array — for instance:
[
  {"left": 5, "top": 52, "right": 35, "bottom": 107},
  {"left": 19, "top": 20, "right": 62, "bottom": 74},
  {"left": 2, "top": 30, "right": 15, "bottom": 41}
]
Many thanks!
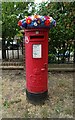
[
  {"left": 35, "top": 0, "right": 42, "bottom": 3},
  {"left": 35, "top": 0, "right": 48, "bottom": 3}
]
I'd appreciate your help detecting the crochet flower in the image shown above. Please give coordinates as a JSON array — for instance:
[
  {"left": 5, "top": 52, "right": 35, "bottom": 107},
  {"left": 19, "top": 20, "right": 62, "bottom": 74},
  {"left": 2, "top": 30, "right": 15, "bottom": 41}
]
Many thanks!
[
  {"left": 44, "top": 16, "right": 50, "bottom": 20},
  {"left": 34, "top": 15, "right": 40, "bottom": 19},
  {"left": 45, "top": 19, "right": 50, "bottom": 26},
  {"left": 26, "top": 17, "right": 32, "bottom": 24},
  {"left": 34, "top": 22, "right": 38, "bottom": 26},
  {"left": 41, "top": 16, "right": 46, "bottom": 21},
  {"left": 18, "top": 20, "right": 22, "bottom": 26},
  {"left": 37, "top": 18, "right": 41, "bottom": 24}
]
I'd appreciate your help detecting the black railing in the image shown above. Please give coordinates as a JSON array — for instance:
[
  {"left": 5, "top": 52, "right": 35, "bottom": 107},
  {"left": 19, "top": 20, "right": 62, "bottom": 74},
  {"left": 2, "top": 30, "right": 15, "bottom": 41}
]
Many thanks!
[
  {"left": 2, "top": 39, "right": 23, "bottom": 62},
  {"left": 2, "top": 39, "right": 75, "bottom": 64},
  {"left": 48, "top": 40, "right": 74, "bottom": 64}
]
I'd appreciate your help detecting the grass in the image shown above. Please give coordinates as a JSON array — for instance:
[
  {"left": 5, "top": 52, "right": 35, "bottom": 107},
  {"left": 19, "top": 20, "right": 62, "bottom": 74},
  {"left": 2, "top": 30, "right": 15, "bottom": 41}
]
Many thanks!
[
  {"left": 41, "top": 107, "right": 49, "bottom": 118},
  {"left": 65, "top": 108, "right": 73, "bottom": 115},
  {"left": 24, "top": 109, "right": 30, "bottom": 118},
  {"left": 3, "top": 99, "right": 21, "bottom": 108},
  {"left": 3, "top": 100, "right": 10, "bottom": 108}
]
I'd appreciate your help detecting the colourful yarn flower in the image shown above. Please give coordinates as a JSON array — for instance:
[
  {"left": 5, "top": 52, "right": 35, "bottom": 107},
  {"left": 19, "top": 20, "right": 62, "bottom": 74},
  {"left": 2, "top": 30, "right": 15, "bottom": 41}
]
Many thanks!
[
  {"left": 18, "top": 15, "right": 56, "bottom": 28},
  {"left": 41, "top": 16, "right": 46, "bottom": 21},
  {"left": 18, "top": 20, "right": 22, "bottom": 26},
  {"left": 45, "top": 19, "right": 50, "bottom": 26},
  {"left": 37, "top": 18, "right": 41, "bottom": 24},
  {"left": 34, "top": 22, "right": 38, "bottom": 26},
  {"left": 26, "top": 17, "right": 32, "bottom": 24},
  {"left": 34, "top": 15, "right": 40, "bottom": 19},
  {"left": 44, "top": 16, "right": 50, "bottom": 20},
  {"left": 50, "top": 17, "right": 53, "bottom": 23}
]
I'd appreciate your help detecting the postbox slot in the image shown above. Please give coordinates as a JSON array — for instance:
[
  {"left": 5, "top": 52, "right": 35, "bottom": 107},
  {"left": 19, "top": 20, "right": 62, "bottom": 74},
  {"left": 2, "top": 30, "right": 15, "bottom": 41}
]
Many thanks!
[{"left": 30, "top": 35, "right": 44, "bottom": 39}]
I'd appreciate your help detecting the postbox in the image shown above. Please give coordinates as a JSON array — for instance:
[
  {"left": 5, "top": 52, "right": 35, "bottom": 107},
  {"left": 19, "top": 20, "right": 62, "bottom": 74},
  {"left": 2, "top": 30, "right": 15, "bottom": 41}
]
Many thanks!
[
  {"left": 25, "top": 28, "right": 49, "bottom": 101},
  {"left": 18, "top": 15, "right": 56, "bottom": 102}
]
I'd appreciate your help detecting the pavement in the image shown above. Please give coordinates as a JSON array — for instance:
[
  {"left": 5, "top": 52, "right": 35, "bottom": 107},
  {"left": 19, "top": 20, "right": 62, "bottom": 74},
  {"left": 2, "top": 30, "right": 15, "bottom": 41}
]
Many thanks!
[{"left": 0, "top": 62, "right": 75, "bottom": 72}]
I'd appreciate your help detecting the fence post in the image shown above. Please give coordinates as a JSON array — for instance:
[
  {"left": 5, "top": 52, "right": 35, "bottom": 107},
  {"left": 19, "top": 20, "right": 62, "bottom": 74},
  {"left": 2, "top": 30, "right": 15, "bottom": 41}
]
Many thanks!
[
  {"left": 74, "top": 40, "right": 75, "bottom": 63},
  {"left": 2, "top": 38, "right": 6, "bottom": 59},
  {"left": 62, "top": 41, "right": 65, "bottom": 63}
]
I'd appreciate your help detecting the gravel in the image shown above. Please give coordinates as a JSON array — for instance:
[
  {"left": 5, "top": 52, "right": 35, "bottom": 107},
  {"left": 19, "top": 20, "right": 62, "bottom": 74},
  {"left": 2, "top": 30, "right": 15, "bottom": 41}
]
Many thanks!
[{"left": 2, "top": 70, "right": 74, "bottom": 118}]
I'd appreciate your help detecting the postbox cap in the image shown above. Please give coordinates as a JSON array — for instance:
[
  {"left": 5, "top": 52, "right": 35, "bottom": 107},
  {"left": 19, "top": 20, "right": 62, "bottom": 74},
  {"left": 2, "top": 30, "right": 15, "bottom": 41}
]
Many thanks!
[{"left": 18, "top": 15, "right": 56, "bottom": 29}]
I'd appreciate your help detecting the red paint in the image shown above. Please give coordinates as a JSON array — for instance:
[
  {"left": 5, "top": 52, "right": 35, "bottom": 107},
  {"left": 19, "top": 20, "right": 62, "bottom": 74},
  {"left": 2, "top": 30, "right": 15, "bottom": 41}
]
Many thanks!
[{"left": 24, "top": 28, "right": 49, "bottom": 93}]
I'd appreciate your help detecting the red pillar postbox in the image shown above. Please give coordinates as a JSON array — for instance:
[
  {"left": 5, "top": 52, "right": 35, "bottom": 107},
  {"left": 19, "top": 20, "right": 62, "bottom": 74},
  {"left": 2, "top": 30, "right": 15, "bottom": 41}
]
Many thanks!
[
  {"left": 18, "top": 15, "right": 56, "bottom": 102},
  {"left": 25, "top": 28, "right": 49, "bottom": 101}
]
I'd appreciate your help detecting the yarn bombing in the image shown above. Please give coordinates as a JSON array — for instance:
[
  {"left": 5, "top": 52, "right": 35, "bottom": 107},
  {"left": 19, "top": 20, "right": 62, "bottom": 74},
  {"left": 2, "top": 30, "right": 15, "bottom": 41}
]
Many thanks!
[{"left": 18, "top": 15, "right": 56, "bottom": 29}]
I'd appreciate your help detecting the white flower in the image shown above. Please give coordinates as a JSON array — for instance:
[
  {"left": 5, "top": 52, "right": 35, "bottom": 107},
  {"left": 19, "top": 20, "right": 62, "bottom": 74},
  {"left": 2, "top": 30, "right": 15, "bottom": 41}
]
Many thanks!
[
  {"left": 50, "top": 17, "right": 53, "bottom": 22},
  {"left": 34, "top": 22, "right": 38, "bottom": 26}
]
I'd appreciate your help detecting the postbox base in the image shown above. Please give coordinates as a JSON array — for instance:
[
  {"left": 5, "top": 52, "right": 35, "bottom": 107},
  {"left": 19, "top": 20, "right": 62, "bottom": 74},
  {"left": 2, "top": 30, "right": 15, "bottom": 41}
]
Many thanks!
[{"left": 26, "top": 89, "right": 48, "bottom": 103}]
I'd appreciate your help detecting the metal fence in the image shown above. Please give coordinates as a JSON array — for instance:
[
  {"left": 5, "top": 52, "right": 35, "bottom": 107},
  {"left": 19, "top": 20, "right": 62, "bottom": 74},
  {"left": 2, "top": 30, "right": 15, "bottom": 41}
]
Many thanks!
[
  {"left": 2, "top": 39, "right": 75, "bottom": 64},
  {"left": 2, "top": 38, "right": 24, "bottom": 62},
  {"left": 48, "top": 40, "right": 74, "bottom": 64}
]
